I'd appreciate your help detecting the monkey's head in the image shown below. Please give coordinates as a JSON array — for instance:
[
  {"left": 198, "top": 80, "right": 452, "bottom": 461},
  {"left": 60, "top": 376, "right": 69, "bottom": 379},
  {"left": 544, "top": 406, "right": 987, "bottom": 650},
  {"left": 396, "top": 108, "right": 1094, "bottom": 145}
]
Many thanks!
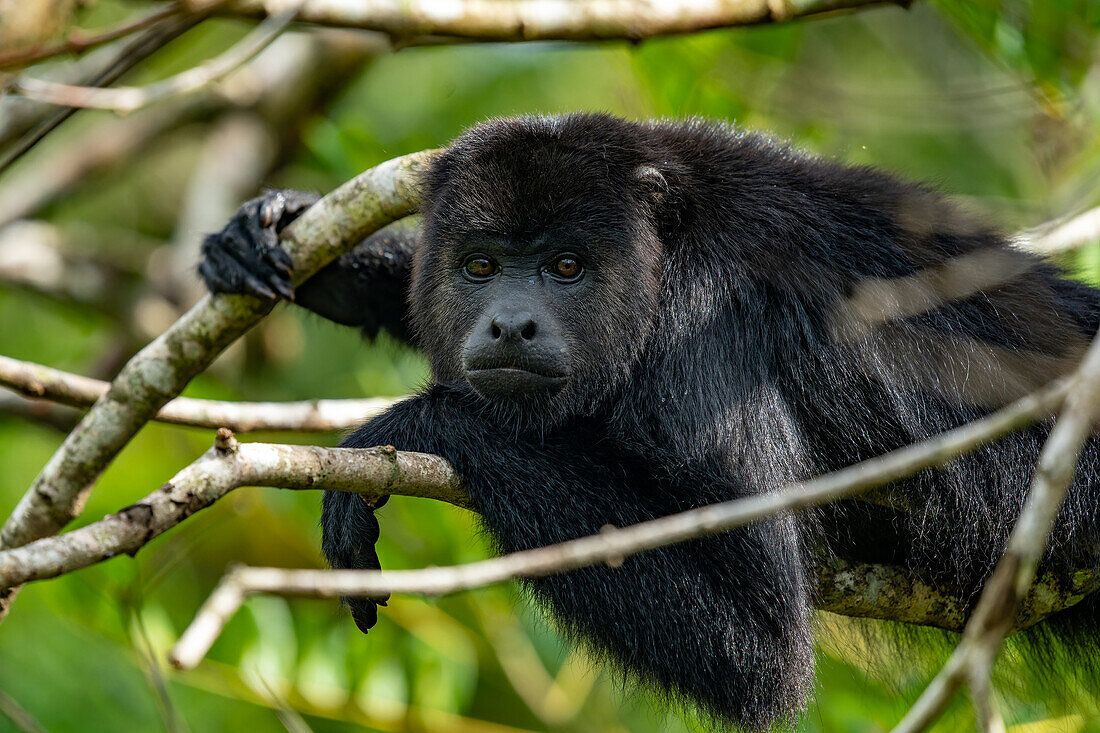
[{"left": 411, "top": 115, "right": 673, "bottom": 425}]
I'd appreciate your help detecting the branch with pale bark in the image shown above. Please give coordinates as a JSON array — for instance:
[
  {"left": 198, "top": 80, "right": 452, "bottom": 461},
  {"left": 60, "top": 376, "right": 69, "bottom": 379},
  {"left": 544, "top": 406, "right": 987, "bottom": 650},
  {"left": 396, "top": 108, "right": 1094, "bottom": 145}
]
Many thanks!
[
  {"left": 195, "top": 0, "right": 905, "bottom": 41},
  {"left": 892, "top": 326, "right": 1100, "bottom": 733},
  {"left": 162, "top": 376, "right": 1092, "bottom": 670},
  {"left": 0, "top": 429, "right": 465, "bottom": 590},
  {"left": 1017, "top": 205, "right": 1100, "bottom": 256},
  {"left": 0, "top": 370, "right": 1086, "bottom": 670},
  {"left": 0, "top": 5, "right": 184, "bottom": 71},
  {"left": 0, "top": 149, "right": 434, "bottom": 621},
  {"left": 9, "top": 8, "right": 298, "bottom": 113},
  {"left": 0, "top": 354, "right": 397, "bottom": 432},
  {"left": 0, "top": 14, "right": 203, "bottom": 176}
]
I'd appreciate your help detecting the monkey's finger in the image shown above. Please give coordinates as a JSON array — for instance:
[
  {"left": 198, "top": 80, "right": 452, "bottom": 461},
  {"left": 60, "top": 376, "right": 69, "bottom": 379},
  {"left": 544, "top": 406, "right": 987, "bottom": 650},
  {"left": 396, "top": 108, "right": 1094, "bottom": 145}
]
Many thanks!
[
  {"left": 277, "top": 191, "right": 322, "bottom": 229},
  {"left": 349, "top": 602, "right": 378, "bottom": 634},
  {"left": 266, "top": 245, "right": 294, "bottom": 278},
  {"left": 266, "top": 274, "right": 296, "bottom": 301},
  {"left": 258, "top": 191, "right": 286, "bottom": 229},
  {"left": 241, "top": 272, "right": 277, "bottom": 300},
  {"left": 198, "top": 255, "right": 240, "bottom": 294},
  {"left": 219, "top": 239, "right": 283, "bottom": 300}
]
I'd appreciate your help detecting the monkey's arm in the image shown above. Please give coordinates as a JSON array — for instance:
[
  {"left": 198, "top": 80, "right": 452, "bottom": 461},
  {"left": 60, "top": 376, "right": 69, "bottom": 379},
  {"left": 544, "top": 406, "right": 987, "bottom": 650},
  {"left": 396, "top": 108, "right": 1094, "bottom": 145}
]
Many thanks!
[
  {"left": 328, "top": 386, "right": 813, "bottom": 728},
  {"left": 199, "top": 189, "right": 417, "bottom": 344}
]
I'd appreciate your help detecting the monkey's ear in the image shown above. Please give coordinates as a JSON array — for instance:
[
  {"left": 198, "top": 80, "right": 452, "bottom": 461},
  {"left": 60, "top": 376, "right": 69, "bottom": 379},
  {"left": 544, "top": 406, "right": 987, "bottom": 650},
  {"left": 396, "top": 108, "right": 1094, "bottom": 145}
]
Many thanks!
[{"left": 633, "top": 165, "right": 668, "bottom": 205}]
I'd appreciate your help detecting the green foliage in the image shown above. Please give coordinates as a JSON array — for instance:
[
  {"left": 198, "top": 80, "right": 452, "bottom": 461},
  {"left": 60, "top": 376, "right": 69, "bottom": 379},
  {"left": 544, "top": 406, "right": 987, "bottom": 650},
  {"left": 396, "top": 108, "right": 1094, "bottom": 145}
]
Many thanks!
[{"left": 2, "top": 2, "right": 1100, "bottom": 731}]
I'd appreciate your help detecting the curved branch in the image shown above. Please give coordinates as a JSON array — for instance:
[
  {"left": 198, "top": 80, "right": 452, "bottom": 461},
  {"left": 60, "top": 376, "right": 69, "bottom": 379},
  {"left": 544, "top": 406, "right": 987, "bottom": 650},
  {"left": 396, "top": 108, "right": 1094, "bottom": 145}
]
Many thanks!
[
  {"left": 11, "top": 8, "right": 298, "bottom": 113},
  {"left": 892, "top": 306, "right": 1100, "bottom": 733},
  {"left": 0, "top": 5, "right": 183, "bottom": 71},
  {"left": 0, "top": 374, "right": 1069, "bottom": 591},
  {"left": 162, "top": 377, "right": 1092, "bottom": 670},
  {"left": 1017, "top": 205, "right": 1100, "bottom": 256},
  {"left": 0, "top": 149, "right": 434, "bottom": 566},
  {"left": 0, "top": 430, "right": 466, "bottom": 589},
  {"left": 198, "top": 0, "right": 904, "bottom": 41},
  {"left": 0, "top": 355, "right": 398, "bottom": 432},
  {"left": 0, "top": 14, "right": 204, "bottom": 176},
  {"left": 0, "top": 370, "right": 1088, "bottom": 668}
]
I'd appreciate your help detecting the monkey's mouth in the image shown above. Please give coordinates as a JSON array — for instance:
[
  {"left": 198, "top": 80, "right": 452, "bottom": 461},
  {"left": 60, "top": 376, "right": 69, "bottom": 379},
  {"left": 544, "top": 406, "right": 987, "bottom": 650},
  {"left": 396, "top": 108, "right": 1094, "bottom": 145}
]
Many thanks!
[{"left": 463, "top": 365, "right": 569, "bottom": 398}]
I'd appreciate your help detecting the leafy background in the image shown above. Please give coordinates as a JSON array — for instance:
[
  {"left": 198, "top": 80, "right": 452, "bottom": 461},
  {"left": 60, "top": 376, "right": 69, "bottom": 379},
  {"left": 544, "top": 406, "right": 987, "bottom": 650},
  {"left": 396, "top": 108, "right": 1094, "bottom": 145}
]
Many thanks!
[{"left": 2, "top": 1, "right": 1100, "bottom": 731}]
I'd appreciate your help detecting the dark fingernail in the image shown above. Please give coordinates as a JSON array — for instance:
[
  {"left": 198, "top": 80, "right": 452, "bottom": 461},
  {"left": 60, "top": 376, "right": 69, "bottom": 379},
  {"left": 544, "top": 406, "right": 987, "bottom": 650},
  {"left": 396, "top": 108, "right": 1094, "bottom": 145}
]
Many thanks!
[
  {"left": 273, "top": 280, "right": 296, "bottom": 301},
  {"left": 248, "top": 278, "right": 277, "bottom": 299},
  {"left": 259, "top": 193, "right": 285, "bottom": 228}
]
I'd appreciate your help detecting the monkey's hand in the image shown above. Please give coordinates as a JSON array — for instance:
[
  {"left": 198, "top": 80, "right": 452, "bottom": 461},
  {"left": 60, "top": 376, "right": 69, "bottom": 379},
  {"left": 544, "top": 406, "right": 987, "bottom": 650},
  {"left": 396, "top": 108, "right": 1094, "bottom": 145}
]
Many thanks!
[{"left": 199, "top": 189, "right": 320, "bottom": 300}]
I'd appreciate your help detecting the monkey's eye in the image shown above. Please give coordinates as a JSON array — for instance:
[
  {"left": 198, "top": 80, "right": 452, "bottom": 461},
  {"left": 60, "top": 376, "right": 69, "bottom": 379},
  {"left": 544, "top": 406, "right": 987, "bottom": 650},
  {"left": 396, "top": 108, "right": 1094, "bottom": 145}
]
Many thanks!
[
  {"left": 549, "top": 255, "right": 583, "bottom": 282},
  {"left": 462, "top": 255, "right": 497, "bottom": 281}
]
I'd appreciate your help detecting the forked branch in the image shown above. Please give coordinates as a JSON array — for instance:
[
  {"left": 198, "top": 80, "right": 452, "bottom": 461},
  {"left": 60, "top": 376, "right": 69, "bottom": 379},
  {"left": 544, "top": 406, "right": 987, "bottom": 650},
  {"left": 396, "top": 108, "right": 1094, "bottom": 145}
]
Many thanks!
[
  {"left": 0, "top": 150, "right": 435, "bottom": 623},
  {"left": 166, "top": 377, "right": 1090, "bottom": 670},
  {"left": 0, "top": 355, "right": 397, "bottom": 432}
]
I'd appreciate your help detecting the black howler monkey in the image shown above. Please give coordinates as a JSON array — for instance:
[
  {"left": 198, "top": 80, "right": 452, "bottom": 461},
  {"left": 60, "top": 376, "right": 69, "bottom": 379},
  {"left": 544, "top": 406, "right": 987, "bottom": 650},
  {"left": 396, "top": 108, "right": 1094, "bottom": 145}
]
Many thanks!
[{"left": 199, "top": 114, "right": 1100, "bottom": 729}]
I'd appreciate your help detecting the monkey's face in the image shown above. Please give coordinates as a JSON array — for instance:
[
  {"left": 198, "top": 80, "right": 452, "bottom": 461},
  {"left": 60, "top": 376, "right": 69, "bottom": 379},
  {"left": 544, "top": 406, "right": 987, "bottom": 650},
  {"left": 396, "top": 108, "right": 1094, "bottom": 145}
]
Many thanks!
[
  {"left": 451, "top": 240, "right": 581, "bottom": 400},
  {"left": 410, "top": 116, "right": 666, "bottom": 425}
]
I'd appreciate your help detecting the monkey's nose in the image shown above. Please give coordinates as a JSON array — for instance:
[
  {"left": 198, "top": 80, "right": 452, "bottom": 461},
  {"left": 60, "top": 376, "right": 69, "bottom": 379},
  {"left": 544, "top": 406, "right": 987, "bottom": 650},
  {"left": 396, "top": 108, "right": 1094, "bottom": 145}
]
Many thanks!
[{"left": 490, "top": 312, "right": 537, "bottom": 341}]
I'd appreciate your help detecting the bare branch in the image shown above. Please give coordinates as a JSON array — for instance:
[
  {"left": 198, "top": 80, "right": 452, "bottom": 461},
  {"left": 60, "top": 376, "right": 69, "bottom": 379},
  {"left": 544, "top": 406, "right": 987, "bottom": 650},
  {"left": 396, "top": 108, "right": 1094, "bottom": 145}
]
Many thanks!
[
  {"left": 0, "top": 149, "right": 434, "bottom": 620},
  {"left": 0, "top": 354, "right": 397, "bottom": 432},
  {"left": 0, "top": 105, "right": 207, "bottom": 229},
  {"left": 0, "top": 5, "right": 183, "bottom": 71},
  {"left": 0, "top": 390, "right": 81, "bottom": 433},
  {"left": 0, "top": 688, "right": 47, "bottom": 733},
  {"left": 1016, "top": 205, "right": 1100, "bottom": 256},
  {"left": 194, "top": 0, "right": 903, "bottom": 41},
  {"left": 167, "top": 377, "right": 1083, "bottom": 670},
  {"left": 10, "top": 8, "right": 297, "bottom": 113},
  {"left": 0, "top": 31, "right": 380, "bottom": 235},
  {"left": 0, "top": 14, "right": 203, "bottom": 176},
  {"left": 891, "top": 325, "right": 1100, "bottom": 733},
  {"left": 0, "top": 432, "right": 466, "bottom": 589}
]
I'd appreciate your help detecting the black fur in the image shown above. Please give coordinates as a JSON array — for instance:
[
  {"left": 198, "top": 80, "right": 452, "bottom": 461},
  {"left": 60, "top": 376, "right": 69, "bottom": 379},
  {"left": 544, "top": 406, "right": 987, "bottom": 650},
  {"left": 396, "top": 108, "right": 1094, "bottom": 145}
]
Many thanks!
[{"left": 200, "top": 114, "right": 1100, "bottom": 729}]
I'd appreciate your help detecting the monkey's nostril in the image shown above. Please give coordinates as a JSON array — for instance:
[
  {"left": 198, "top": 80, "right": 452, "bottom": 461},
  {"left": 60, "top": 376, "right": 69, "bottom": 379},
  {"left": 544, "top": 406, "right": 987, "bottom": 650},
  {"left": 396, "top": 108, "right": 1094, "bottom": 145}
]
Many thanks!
[
  {"left": 521, "top": 321, "right": 536, "bottom": 340},
  {"left": 491, "top": 323, "right": 502, "bottom": 339}
]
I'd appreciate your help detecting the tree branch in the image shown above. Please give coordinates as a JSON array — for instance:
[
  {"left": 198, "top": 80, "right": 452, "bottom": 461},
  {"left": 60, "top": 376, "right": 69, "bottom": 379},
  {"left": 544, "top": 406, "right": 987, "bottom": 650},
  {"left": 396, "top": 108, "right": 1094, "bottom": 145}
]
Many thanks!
[
  {"left": 0, "top": 4, "right": 184, "bottom": 71},
  {"left": 0, "top": 104, "right": 210, "bottom": 229},
  {"left": 193, "top": 0, "right": 904, "bottom": 41},
  {"left": 1017, "top": 205, "right": 1100, "bottom": 256},
  {"left": 891, "top": 317, "right": 1100, "bottom": 733},
  {"left": 0, "top": 429, "right": 466, "bottom": 589},
  {"left": 162, "top": 376, "right": 1087, "bottom": 670},
  {"left": 0, "top": 149, "right": 434, "bottom": 620},
  {"left": 0, "top": 390, "right": 81, "bottom": 433},
  {"left": 0, "top": 14, "right": 204, "bottom": 176},
  {"left": 9, "top": 8, "right": 298, "bottom": 113},
  {"left": 0, "top": 354, "right": 398, "bottom": 432},
  {"left": 0, "top": 353, "right": 1089, "bottom": 670}
]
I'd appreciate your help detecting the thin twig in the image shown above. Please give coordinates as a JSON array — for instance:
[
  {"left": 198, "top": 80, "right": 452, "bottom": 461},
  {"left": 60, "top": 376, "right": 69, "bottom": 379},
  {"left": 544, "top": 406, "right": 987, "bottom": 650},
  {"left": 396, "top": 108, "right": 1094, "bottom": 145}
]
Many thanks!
[
  {"left": 0, "top": 103, "right": 210, "bottom": 228},
  {"left": 1017, "top": 205, "right": 1100, "bottom": 255},
  {"left": 0, "top": 355, "right": 398, "bottom": 432},
  {"left": 0, "top": 430, "right": 467, "bottom": 589},
  {"left": 891, "top": 328, "right": 1100, "bottom": 733},
  {"left": 10, "top": 8, "right": 298, "bottom": 114},
  {"left": 0, "top": 689, "right": 47, "bottom": 733},
  {"left": 0, "top": 14, "right": 203, "bottom": 176},
  {"left": 0, "top": 391, "right": 81, "bottom": 433},
  {"left": 0, "top": 149, "right": 434, "bottom": 622},
  {"left": 0, "top": 4, "right": 183, "bottom": 70},
  {"left": 168, "top": 378, "right": 1073, "bottom": 670}
]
